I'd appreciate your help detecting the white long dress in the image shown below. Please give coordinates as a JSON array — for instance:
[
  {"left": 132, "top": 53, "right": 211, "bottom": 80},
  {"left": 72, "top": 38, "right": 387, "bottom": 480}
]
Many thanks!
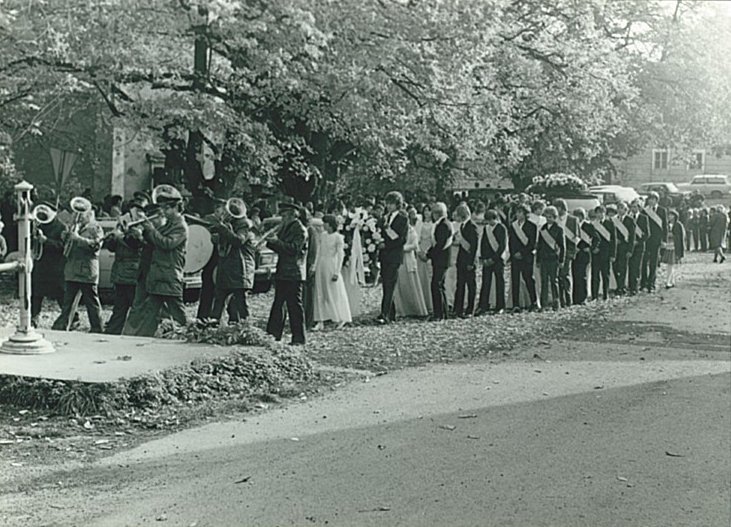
[
  {"left": 417, "top": 220, "right": 434, "bottom": 313},
  {"left": 343, "top": 228, "right": 365, "bottom": 317},
  {"left": 445, "top": 220, "right": 460, "bottom": 309},
  {"left": 313, "top": 232, "right": 352, "bottom": 324},
  {"left": 394, "top": 225, "right": 429, "bottom": 317}
]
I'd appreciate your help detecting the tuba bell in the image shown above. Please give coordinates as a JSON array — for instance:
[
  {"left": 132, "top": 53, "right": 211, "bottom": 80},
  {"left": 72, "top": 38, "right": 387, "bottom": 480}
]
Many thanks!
[
  {"left": 63, "top": 196, "right": 93, "bottom": 257},
  {"left": 224, "top": 197, "right": 247, "bottom": 221},
  {"left": 32, "top": 203, "right": 57, "bottom": 225}
]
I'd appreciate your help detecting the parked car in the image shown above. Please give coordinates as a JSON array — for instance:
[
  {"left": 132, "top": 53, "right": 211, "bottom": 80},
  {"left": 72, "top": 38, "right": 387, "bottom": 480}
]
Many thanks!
[
  {"left": 637, "top": 182, "right": 691, "bottom": 206},
  {"left": 588, "top": 185, "right": 641, "bottom": 205},
  {"left": 676, "top": 174, "right": 731, "bottom": 198},
  {"left": 558, "top": 194, "right": 601, "bottom": 213}
]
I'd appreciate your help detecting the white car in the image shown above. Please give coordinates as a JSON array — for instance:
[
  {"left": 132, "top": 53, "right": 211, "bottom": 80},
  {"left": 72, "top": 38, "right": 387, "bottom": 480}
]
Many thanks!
[
  {"left": 677, "top": 174, "right": 731, "bottom": 198},
  {"left": 588, "top": 185, "right": 641, "bottom": 205}
]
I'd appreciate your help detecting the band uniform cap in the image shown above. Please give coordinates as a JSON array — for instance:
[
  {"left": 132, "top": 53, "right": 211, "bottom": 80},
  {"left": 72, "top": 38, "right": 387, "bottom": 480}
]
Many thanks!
[
  {"left": 279, "top": 202, "right": 302, "bottom": 213},
  {"left": 133, "top": 190, "right": 152, "bottom": 203},
  {"left": 154, "top": 184, "right": 183, "bottom": 203},
  {"left": 144, "top": 204, "right": 161, "bottom": 215}
]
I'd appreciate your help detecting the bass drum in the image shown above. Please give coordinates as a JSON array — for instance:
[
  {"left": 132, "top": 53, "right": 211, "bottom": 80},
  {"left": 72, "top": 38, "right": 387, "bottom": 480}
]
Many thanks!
[{"left": 185, "top": 224, "right": 213, "bottom": 274}]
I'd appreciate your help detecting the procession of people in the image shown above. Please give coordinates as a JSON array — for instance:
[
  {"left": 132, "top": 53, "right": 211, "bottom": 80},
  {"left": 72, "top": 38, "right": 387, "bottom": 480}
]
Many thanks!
[{"left": 6, "top": 183, "right": 729, "bottom": 347}]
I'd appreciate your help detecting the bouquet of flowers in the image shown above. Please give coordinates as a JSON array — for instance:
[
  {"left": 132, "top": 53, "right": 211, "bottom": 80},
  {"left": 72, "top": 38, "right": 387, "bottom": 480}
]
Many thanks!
[
  {"left": 525, "top": 173, "right": 589, "bottom": 195},
  {"left": 340, "top": 208, "right": 369, "bottom": 267},
  {"left": 360, "top": 216, "right": 383, "bottom": 269}
]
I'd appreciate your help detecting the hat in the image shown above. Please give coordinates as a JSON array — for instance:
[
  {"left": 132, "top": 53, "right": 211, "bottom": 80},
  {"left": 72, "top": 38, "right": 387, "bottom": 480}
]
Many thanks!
[
  {"left": 279, "top": 202, "right": 301, "bottom": 213},
  {"left": 152, "top": 184, "right": 182, "bottom": 204},
  {"left": 606, "top": 204, "right": 618, "bottom": 213},
  {"left": 133, "top": 191, "right": 152, "bottom": 203},
  {"left": 128, "top": 198, "right": 146, "bottom": 211},
  {"left": 144, "top": 203, "right": 161, "bottom": 215}
]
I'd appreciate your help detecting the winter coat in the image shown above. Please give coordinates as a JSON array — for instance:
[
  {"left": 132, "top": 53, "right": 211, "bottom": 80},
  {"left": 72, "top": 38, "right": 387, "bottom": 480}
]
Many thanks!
[
  {"left": 709, "top": 212, "right": 729, "bottom": 249},
  {"left": 267, "top": 217, "right": 308, "bottom": 281},
  {"left": 144, "top": 214, "right": 188, "bottom": 297},
  {"left": 32, "top": 218, "right": 66, "bottom": 292},
  {"left": 63, "top": 221, "right": 104, "bottom": 284},
  {"left": 214, "top": 217, "right": 256, "bottom": 290},
  {"left": 105, "top": 234, "right": 141, "bottom": 286}
]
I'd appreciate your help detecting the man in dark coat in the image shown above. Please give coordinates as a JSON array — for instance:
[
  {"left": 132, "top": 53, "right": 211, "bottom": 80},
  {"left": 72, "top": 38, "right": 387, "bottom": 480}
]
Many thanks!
[
  {"left": 427, "top": 202, "right": 453, "bottom": 320},
  {"left": 302, "top": 209, "right": 319, "bottom": 330},
  {"left": 610, "top": 201, "right": 636, "bottom": 295},
  {"left": 509, "top": 203, "right": 538, "bottom": 312},
  {"left": 132, "top": 186, "right": 189, "bottom": 336},
  {"left": 572, "top": 208, "right": 593, "bottom": 305},
  {"left": 590, "top": 205, "right": 616, "bottom": 301},
  {"left": 376, "top": 191, "right": 408, "bottom": 324},
  {"left": 265, "top": 202, "right": 308, "bottom": 345},
  {"left": 628, "top": 199, "right": 649, "bottom": 295},
  {"left": 554, "top": 199, "right": 579, "bottom": 307},
  {"left": 52, "top": 202, "right": 105, "bottom": 332},
  {"left": 30, "top": 203, "right": 68, "bottom": 328},
  {"left": 477, "top": 209, "right": 507, "bottom": 314},
  {"left": 537, "top": 206, "right": 565, "bottom": 310},
  {"left": 453, "top": 203, "right": 478, "bottom": 318},
  {"left": 103, "top": 199, "right": 143, "bottom": 334},
  {"left": 640, "top": 191, "right": 668, "bottom": 293},
  {"left": 210, "top": 213, "right": 256, "bottom": 324}
]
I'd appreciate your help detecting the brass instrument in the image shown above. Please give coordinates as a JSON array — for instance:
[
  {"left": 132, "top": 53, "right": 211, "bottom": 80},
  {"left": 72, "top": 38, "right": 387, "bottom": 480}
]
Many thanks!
[
  {"left": 30, "top": 203, "right": 57, "bottom": 260},
  {"left": 104, "top": 211, "right": 162, "bottom": 242},
  {"left": 63, "top": 196, "right": 92, "bottom": 258},
  {"left": 217, "top": 197, "right": 247, "bottom": 257},
  {"left": 254, "top": 223, "right": 281, "bottom": 249}
]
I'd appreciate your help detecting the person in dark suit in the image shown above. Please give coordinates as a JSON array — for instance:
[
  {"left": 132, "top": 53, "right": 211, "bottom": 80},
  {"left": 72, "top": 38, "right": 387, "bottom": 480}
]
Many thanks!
[
  {"left": 265, "top": 202, "right": 309, "bottom": 345},
  {"left": 537, "top": 206, "right": 565, "bottom": 311},
  {"left": 627, "top": 199, "right": 649, "bottom": 295},
  {"left": 509, "top": 203, "right": 537, "bottom": 313},
  {"left": 301, "top": 209, "right": 319, "bottom": 330},
  {"left": 376, "top": 191, "right": 408, "bottom": 323},
  {"left": 427, "top": 202, "right": 453, "bottom": 320},
  {"left": 640, "top": 191, "right": 668, "bottom": 293},
  {"left": 590, "top": 205, "right": 616, "bottom": 301},
  {"left": 453, "top": 203, "right": 478, "bottom": 317},
  {"left": 477, "top": 209, "right": 507, "bottom": 315},
  {"left": 554, "top": 199, "right": 579, "bottom": 307},
  {"left": 572, "top": 208, "right": 593, "bottom": 305},
  {"left": 609, "top": 201, "right": 635, "bottom": 296}
]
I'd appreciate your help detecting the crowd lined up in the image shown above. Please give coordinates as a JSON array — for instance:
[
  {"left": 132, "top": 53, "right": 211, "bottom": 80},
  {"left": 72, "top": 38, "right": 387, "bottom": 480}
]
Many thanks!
[{"left": 7, "top": 183, "right": 729, "bottom": 346}]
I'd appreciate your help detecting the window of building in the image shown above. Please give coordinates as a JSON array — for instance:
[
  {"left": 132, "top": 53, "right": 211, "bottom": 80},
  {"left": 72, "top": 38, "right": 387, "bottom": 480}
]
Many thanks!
[
  {"left": 652, "top": 149, "right": 669, "bottom": 170},
  {"left": 689, "top": 150, "right": 705, "bottom": 170}
]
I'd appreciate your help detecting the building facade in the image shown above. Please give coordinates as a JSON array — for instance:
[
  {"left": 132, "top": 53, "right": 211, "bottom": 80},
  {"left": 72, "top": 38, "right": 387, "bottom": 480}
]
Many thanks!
[{"left": 615, "top": 148, "right": 731, "bottom": 188}]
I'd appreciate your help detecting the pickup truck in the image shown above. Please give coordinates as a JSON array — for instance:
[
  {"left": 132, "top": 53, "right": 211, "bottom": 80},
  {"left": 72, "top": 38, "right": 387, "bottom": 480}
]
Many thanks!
[{"left": 676, "top": 175, "right": 731, "bottom": 198}]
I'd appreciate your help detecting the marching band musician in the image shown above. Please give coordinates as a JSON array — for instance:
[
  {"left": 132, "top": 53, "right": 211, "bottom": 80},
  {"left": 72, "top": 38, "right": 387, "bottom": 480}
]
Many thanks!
[
  {"left": 103, "top": 199, "right": 144, "bottom": 334},
  {"left": 130, "top": 185, "right": 189, "bottom": 336},
  {"left": 29, "top": 202, "right": 68, "bottom": 328},
  {"left": 209, "top": 199, "right": 256, "bottom": 324},
  {"left": 52, "top": 198, "right": 105, "bottom": 333}
]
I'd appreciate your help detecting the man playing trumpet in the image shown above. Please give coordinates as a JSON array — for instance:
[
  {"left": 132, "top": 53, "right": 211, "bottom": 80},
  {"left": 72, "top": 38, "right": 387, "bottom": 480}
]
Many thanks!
[{"left": 52, "top": 197, "right": 105, "bottom": 333}]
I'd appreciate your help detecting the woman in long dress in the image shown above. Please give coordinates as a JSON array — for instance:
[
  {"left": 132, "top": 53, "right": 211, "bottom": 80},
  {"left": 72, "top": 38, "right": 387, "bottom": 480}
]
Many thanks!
[
  {"left": 343, "top": 211, "right": 366, "bottom": 317},
  {"left": 313, "top": 215, "right": 352, "bottom": 330},
  {"left": 395, "top": 207, "right": 429, "bottom": 317},
  {"left": 416, "top": 204, "right": 434, "bottom": 313},
  {"left": 661, "top": 210, "right": 685, "bottom": 288}
]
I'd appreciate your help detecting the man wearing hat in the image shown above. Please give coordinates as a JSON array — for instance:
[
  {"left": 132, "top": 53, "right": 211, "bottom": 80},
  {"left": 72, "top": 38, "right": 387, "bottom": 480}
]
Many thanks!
[
  {"left": 265, "top": 201, "right": 308, "bottom": 345},
  {"left": 103, "top": 198, "right": 144, "bottom": 334},
  {"left": 30, "top": 202, "right": 69, "bottom": 328},
  {"left": 640, "top": 191, "right": 668, "bottom": 293},
  {"left": 130, "top": 185, "right": 189, "bottom": 336},
  {"left": 52, "top": 198, "right": 105, "bottom": 332}
]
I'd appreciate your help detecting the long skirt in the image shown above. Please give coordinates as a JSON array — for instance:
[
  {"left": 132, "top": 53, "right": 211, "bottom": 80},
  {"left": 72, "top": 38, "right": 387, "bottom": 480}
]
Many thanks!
[
  {"left": 416, "top": 259, "right": 433, "bottom": 313},
  {"left": 394, "top": 265, "right": 429, "bottom": 317}
]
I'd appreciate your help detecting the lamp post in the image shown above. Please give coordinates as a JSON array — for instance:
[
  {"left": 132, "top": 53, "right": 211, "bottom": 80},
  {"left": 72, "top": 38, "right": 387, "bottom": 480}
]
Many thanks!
[{"left": 0, "top": 181, "right": 55, "bottom": 354}]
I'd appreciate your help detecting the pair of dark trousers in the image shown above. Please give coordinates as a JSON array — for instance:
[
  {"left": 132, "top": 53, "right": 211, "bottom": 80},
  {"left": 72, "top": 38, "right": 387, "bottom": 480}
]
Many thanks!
[
  {"left": 510, "top": 258, "right": 537, "bottom": 307},
  {"left": 628, "top": 246, "right": 644, "bottom": 293},
  {"left": 431, "top": 264, "right": 448, "bottom": 319},
  {"left": 303, "top": 276, "right": 315, "bottom": 329},
  {"left": 540, "top": 260, "right": 560, "bottom": 308},
  {"left": 613, "top": 245, "right": 630, "bottom": 292},
  {"left": 211, "top": 287, "right": 249, "bottom": 323},
  {"left": 196, "top": 254, "right": 218, "bottom": 320},
  {"left": 557, "top": 259, "right": 573, "bottom": 307},
  {"left": 478, "top": 263, "right": 505, "bottom": 311},
  {"left": 379, "top": 262, "right": 400, "bottom": 321},
  {"left": 52, "top": 281, "right": 103, "bottom": 332},
  {"left": 122, "top": 277, "right": 150, "bottom": 336},
  {"left": 641, "top": 242, "right": 661, "bottom": 291},
  {"left": 266, "top": 279, "right": 305, "bottom": 344},
  {"left": 591, "top": 255, "right": 611, "bottom": 300},
  {"left": 572, "top": 252, "right": 590, "bottom": 304},
  {"left": 104, "top": 283, "right": 136, "bottom": 334},
  {"left": 453, "top": 265, "right": 476, "bottom": 316},
  {"left": 133, "top": 294, "right": 187, "bottom": 337}
]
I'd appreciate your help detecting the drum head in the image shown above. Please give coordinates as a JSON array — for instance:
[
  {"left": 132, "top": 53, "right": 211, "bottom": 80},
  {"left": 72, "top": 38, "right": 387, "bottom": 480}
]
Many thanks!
[{"left": 185, "top": 224, "right": 213, "bottom": 274}]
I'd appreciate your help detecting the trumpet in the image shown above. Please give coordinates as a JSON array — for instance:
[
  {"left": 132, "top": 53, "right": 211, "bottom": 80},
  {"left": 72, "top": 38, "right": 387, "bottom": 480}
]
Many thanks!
[
  {"left": 104, "top": 211, "right": 162, "bottom": 242},
  {"left": 254, "top": 223, "right": 281, "bottom": 249}
]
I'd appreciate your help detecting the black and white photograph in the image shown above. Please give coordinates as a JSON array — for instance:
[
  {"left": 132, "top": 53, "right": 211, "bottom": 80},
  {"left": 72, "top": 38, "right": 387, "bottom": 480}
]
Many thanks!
[{"left": 0, "top": 0, "right": 730, "bottom": 525}]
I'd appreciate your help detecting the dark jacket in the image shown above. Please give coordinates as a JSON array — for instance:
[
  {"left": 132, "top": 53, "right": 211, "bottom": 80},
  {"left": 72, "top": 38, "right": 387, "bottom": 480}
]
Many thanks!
[
  {"left": 306, "top": 224, "right": 319, "bottom": 279},
  {"left": 63, "top": 221, "right": 104, "bottom": 284},
  {"left": 144, "top": 213, "right": 188, "bottom": 297},
  {"left": 642, "top": 205, "right": 669, "bottom": 247},
  {"left": 32, "top": 218, "right": 66, "bottom": 289},
  {"left": 537, "top": 222, "right": 565, "bottom": 265},
  {"left": 613, "top": 214, "right": 636, "bottom": 251},
  {"left": 559, "top": 214, "right": 580, "bottom": 261},
  {"left": 105, "top": 234, "right": 141, "bottom": 286},
  {"left": 427, "top": 217, "right": 453, "bottom": 268},
  {"left": 214, "top": 218, "right": 256, "bottom": 290},
  {"left": 709, "top": 212, "right": 728, "bottom": 249},
  {"left": 577, "top": 221, "right": 594, "bottom": 255},
  {"left": 671, "top": 221, "right": 685, "bottom": 260},
  {"left": 480, "top": 223, "right": 507, "bottom": 265},
  {"left": 267, "top": 217, "right": 308, "bottom": 281},
  {"left": 631, "top": 213, "right": 649, "bottom": 254},
  {"left": 378, "top": 210, "right": 409, "bottom": 265},
  {"left": 456, "top": 219, "right": 478, "bottom": 269},
  {"left": 591, "top": 219, "right": 616, "bottom": 259},
  {"left": 509, "top": 219, "right": 537, "bottom": 263}
]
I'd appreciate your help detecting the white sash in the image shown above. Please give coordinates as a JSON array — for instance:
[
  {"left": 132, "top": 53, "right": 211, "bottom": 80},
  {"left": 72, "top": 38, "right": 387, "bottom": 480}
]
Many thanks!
[
  {"left": 432, "top": 218, "right": 453, "bottom": 250},
  {"left": 645, "top": 207, "right": 662, "bottom": 228},
  {"left": 634, "top": 220, "right": 644, "bottom": 239},
  {"left": 485, "top": 224, "right": 499, "bottom": 253},
  {"left": 594, "top": 221, "right": 611, "bottom": 242},
  {"left": 497, "top": 209, "right": 507, "bottom": 222},
  {"left": 512, "top": 220, "right": 529, "bottom": 246},
  {"left": 613, "top": 217, "right": 628, "bottom": 241},
  {"left": 564, "top": 221, "right": 577, "bottom": 243},
  {"left": 579, "top": 226, "right": 592, "bottom": 245},
  {"left": 540, "top": 227, "right": 558, "bottom": 251}
]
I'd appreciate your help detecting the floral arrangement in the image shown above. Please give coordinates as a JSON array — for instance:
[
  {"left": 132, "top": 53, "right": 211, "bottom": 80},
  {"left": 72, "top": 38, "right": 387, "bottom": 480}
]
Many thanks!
[
  {"left": 360, "top": 215, "right": 383, "bottom": 268},
  {"left": 339, "top": 208, "right": 369, "bottom": 267},
  {"left": 525, "top": 173, "right": 589, "bottom": 195}
]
